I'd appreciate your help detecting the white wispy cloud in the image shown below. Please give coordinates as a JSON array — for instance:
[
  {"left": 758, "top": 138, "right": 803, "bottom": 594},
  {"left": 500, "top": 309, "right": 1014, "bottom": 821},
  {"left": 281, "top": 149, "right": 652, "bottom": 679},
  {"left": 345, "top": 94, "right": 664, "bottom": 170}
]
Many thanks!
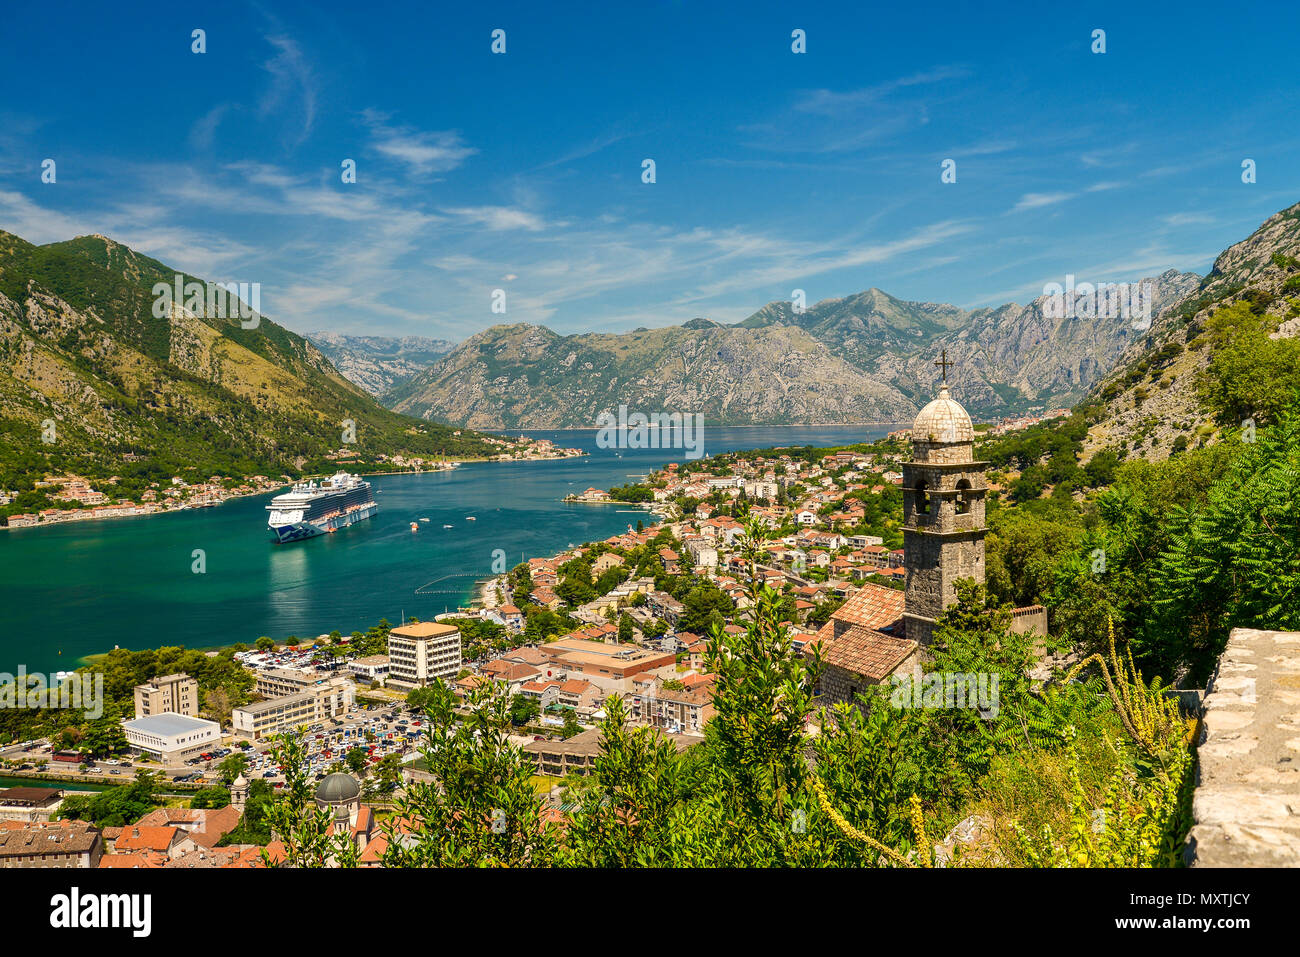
[
  {"left": 0, "top": 189, "right": 93, "bottom": 244},
  {"left": 188, "top": 104, "right": 232, "bottom": 151},
  {"left": 442, "top": 206, "right": 546, "bottom": 231},
  {"left": 0, "top": 189, "right": 256, "bottom": 269},
  {"left": 792, "top": 66, "right": 972, "bottom": 115},
  {"left": 362, "top": 110, "right": 477, "bottom": 176},
  {"left": 1009, "top": 192, "right": 1075, "bottom": 213},
  {"left": 742, "top": 65, "right": 970, "bottom": 155},
  {"left": 259, "top": 34, "right": 317, "bottom": 148}
]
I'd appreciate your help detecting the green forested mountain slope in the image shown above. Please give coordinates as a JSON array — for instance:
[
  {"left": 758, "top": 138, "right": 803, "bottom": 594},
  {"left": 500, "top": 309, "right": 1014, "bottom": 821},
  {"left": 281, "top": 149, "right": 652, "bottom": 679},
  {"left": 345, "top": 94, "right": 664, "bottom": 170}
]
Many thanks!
[
  {"left": 1079, "top": 201, "right": 1300, "bottom": 461},
  {"left": 0, "top": 230, "right": 502, "bottom": 495}
]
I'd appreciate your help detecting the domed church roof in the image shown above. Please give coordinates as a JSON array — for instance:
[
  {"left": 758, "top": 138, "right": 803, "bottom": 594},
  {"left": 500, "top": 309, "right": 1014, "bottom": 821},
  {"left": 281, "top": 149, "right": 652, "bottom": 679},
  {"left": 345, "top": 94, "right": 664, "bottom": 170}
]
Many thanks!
[
  {"left": 314, "top": 772, "right": 361, "bottom": 804},
  {"left": 912, "top": 384, "right": 974, "bottom": 444}
]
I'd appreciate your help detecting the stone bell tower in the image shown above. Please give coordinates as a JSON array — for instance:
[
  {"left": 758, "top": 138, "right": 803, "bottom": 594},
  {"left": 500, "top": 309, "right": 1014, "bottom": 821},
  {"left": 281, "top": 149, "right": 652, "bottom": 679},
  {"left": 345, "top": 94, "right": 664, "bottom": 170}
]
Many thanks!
[
  {"left": 231, "top": 772, "right": 250, "bottom": 814},
  {"left": 902, "top": 352, "right": 987, "bottom": 646}
]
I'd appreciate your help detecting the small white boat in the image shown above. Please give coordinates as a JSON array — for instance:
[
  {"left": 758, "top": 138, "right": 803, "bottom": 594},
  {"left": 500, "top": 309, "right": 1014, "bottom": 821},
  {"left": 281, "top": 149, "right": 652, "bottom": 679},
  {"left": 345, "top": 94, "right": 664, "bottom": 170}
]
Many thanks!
[
  {"left": 466, "top": 516, "right": 476, "bottom": 521},
  {"left": 443, "top": 524, "right": 453, "bottom": 528},
  {"left": 419, "top": 517, "right": 430, "bottom": 523}
]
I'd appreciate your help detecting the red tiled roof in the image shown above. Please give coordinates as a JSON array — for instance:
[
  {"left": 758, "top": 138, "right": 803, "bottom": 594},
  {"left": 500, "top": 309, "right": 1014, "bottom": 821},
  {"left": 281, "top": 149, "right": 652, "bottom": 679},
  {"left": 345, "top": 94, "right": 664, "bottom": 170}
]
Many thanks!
[
  {"left": 803, "top": 581, "right": 912, "bottom": 681},
  {"left": 825, "top": 582, "right": 905, "bottom": 631},
  {"left": 99, "top": 851, "right": 165, "bottom": 868},
  {"left": 114, "top": 826, "right": 182, "bottom": 853},
  {"left": 134, "top": 805, "right": 241, "bottom": 849},
  {"left": 815, "top": 623, "right": 915, "bottom": 681}
]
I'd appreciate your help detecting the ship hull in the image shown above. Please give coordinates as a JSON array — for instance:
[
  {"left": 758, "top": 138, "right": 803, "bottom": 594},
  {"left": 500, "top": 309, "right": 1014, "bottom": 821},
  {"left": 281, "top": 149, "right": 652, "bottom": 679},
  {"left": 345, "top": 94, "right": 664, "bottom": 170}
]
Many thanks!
[{"left": 269, "top": 502, "right": 378, "bottom": 543}]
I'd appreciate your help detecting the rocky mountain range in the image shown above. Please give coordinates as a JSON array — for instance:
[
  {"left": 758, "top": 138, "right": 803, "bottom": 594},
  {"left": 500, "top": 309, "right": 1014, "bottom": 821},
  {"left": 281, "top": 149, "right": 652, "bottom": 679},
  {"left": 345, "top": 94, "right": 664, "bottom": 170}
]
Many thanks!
[
  {"left": 385, "top": 321, "right": 917, "bottom": 430},
  {"left": 384, "top": 271, "right": 1199, "bottom": 429},
  {"left": 306, "top": 332, "right": 454, "bottom": 397}
]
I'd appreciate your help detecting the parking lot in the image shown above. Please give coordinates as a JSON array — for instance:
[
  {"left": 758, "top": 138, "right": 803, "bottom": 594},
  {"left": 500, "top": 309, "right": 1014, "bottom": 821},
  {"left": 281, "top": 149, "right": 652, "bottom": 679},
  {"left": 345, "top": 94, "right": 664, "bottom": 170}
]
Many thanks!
[
  {"left": 0, "top": 704, "right": 430, "bottom": 787},
  {"left": 227, "top": 705, "right": 427, "bottom": 787}
]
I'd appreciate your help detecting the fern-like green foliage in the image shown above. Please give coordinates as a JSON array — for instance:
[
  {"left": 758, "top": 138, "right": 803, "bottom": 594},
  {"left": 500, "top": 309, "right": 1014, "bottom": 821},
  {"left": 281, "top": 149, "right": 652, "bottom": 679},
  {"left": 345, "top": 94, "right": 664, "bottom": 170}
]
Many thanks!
[
  {"left": 1015, "top": 622, "right": 1195, "bottom": 867},
  {"left": 1152, "top": 408, "right": 1300, "bottom": 673}
]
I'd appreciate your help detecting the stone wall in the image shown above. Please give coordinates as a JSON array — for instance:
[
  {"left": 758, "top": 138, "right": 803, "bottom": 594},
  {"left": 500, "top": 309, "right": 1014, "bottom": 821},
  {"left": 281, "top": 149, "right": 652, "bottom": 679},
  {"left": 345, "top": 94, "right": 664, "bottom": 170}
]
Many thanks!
[
  {"left": 1008, "top": 604, "right": 1047, "bottom": 637},
  {"left": 1184, "top": 627, "right": 1300, "bottom": 867}
]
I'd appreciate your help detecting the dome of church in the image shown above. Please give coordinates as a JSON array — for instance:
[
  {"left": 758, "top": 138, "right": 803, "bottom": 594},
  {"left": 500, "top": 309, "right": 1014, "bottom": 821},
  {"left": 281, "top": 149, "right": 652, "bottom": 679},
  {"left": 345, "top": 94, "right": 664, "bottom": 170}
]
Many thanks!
[
  {"left": 314, "top": 772, "right": 361, "bottom": 804},
  {"left": 912, "top": 384, "right": 974, "bottom": 443}
]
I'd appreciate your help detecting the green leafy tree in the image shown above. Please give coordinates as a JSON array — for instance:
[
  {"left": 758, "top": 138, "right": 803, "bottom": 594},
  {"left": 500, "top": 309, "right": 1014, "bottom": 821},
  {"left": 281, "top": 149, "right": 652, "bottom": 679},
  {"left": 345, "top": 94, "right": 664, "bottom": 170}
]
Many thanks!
[
  {"left": 1150, "top": 409, "right": 1300, "bottom": 678},
  {"left": 344, "top": 746, "right": 369, "bottom": 777},
  {"left": 218, "top": 752, "right": 249, "bottom": 786},
  {"left": 382, "top": 680, "right": 557, "bottom": 867},
  {"left": 259, "top": 733, "right": 358, "bottom": 867},
  {"left": 190, "top": 785, "right": 232, "bottom": 809},
  {"left": 509, "top": 694, "right": 540, "bottom": 726}
]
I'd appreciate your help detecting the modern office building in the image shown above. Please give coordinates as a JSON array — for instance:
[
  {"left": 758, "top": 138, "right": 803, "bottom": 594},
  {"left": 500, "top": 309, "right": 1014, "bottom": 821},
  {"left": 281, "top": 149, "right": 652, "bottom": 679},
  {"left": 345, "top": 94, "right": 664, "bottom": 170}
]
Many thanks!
[{"left": 121, "top": 712, "right": 222, "bottom": 765}]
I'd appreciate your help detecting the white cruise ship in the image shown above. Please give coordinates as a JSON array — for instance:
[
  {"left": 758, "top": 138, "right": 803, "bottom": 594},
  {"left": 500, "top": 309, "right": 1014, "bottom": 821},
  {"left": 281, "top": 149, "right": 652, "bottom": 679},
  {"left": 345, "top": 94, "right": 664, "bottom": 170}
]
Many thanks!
[{"left": 266, "top": 472, "right": 378, "bottom": 543}]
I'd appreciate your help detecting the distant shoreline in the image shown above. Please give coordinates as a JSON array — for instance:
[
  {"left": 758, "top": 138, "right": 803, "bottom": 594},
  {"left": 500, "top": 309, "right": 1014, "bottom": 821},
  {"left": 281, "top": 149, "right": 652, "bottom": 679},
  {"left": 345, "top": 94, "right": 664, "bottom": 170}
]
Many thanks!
[
  {"left": 1, "top": 451, "right": 588, "bottom": 534},
  {"left": 514, "top": 422, "right": 911, "bottom": 432}
]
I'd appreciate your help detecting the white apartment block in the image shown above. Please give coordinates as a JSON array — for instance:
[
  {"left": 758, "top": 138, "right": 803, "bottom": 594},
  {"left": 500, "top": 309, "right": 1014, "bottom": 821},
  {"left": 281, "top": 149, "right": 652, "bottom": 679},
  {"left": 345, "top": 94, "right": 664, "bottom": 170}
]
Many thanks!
[
  {"left": 133, "top": 673, "right": 199, "bottom": 719},
  {"left": 231, "top": 677, "right": 354, "bottom": 740},
  {"left": 347, "top": 655, "right": 391, "bottom": 682},
  {"left": 387, "top": 621, "right": 462, "bottom": 687},
  {"left": 254, "top": 667, "right": 322, "bottom": 699}
]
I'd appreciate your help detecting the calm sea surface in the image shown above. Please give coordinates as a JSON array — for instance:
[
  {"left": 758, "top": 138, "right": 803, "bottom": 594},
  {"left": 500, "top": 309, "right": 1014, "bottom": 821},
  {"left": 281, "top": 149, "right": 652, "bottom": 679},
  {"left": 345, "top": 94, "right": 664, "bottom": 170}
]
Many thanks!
[{"left": 0, "top": 425, "right": 894, "bottom": 673}]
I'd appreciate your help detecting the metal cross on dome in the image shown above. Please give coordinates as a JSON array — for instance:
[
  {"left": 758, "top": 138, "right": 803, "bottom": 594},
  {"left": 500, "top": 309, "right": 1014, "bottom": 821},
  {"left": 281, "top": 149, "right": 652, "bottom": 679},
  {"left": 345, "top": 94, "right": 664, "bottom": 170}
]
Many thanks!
[{"left": 934, "top": 349, "right": 952, "bottom": 383}]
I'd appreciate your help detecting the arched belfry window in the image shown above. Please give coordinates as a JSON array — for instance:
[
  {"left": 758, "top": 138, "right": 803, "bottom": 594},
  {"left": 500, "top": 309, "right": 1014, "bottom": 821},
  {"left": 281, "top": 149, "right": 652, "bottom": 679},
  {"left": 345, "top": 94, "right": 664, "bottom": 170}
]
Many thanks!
[
  {"left": 915, "top": 479, "right": 931, "bottom": 516},
  {"left": 955, "top": 479, "right": 972, "bottom": 515}
]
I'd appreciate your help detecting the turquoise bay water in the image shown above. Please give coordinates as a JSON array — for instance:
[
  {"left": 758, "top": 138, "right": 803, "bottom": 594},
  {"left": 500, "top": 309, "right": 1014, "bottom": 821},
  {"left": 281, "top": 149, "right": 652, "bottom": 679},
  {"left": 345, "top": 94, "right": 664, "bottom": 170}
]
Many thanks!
[{"left": 0, "top": 425, "right": 893, "bottom": 673}]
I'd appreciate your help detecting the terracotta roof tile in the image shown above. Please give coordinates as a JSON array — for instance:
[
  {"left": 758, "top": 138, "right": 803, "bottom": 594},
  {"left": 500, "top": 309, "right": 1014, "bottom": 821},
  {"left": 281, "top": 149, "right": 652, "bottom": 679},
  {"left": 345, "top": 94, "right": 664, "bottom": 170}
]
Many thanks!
[
  {"left": 824, "top": 582, "right": 905, "bottom": 632},
  {"left": 114, "top": 825, "right": 182, "bottom": 853},
  {"left": 817, "top": 624, "right": 915, "bottom": 681}
]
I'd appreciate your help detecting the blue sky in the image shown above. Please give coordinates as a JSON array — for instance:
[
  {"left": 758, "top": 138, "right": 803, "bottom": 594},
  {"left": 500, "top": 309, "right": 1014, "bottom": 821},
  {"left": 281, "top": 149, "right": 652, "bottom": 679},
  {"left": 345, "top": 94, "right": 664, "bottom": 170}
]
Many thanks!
[{"left": 1, "top": 0, "right": 1297, "bottom": 340}]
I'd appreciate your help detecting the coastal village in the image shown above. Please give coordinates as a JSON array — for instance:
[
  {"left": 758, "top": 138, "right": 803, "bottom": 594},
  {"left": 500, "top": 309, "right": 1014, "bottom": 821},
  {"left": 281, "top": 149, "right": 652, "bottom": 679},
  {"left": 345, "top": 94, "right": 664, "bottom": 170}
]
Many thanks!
[
  {"left": 0, "top": 383, "right": 1056, "bottom": 867},
  {"left": 0, "top": 434, "right": 582, "bottom": 530}
]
